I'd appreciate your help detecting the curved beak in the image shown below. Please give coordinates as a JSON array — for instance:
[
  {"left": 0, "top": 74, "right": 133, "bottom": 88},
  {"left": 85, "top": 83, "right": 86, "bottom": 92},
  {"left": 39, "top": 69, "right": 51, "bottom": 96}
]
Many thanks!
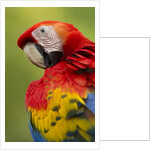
[{"left": 23, "top": 43, "right": 63, "bottom": 69}]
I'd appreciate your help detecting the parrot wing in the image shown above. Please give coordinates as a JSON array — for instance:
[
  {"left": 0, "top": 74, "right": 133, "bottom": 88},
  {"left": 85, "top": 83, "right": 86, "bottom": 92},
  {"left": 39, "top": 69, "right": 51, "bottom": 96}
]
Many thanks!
[
  {"left": 66, "top": 41, "right": 95, "bottom": 71},
  {"left": 26, "top": 87, "right": 95, "bottom": 142}
]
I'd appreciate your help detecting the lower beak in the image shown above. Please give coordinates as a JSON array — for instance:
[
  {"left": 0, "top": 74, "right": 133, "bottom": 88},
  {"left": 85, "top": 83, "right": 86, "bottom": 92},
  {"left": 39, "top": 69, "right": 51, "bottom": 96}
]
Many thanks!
[{"left": 23, "top": 42, "right": 63, "bottom": 69}]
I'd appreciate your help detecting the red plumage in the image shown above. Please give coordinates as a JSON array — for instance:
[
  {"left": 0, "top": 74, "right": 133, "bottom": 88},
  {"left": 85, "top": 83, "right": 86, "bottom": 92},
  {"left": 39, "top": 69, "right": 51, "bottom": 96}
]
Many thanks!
[
  {"left": 17, "top": 20, "right": 95, "bottom": 110},
  {"left": 18, "top": 20, "right": 95, "bottom": 142}
]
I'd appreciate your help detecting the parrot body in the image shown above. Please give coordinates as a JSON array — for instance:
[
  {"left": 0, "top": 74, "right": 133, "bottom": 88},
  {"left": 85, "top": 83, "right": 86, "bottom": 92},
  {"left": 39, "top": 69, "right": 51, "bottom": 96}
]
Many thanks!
[{"left": 17, "top": 21, "right": 95, "bottom": 142}]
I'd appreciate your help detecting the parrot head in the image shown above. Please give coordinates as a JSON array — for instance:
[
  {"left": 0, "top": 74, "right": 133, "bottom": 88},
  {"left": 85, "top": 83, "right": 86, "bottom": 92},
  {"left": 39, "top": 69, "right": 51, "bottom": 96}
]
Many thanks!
[{"left": 17, "top": 20, "right": 87, "bottom": 69}]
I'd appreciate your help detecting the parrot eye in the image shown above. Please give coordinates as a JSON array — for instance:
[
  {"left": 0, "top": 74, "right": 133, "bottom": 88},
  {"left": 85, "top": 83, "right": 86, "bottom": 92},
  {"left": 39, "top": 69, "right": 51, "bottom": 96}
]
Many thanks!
[{"left": 40, "top": 28, "right": 46, "bottom": 34}]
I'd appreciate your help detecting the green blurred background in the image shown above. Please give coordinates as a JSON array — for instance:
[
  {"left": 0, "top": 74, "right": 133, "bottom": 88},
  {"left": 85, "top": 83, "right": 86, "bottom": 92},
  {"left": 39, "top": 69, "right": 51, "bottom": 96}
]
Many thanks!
[{"left": 5, "top": 7, "right": 95, "bottom": 142}]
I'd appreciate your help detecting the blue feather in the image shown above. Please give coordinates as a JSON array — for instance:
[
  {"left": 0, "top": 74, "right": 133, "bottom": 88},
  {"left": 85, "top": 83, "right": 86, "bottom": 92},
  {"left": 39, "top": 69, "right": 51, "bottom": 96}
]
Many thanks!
[
  {"left": 28, "top": 122, "right": 47, "bottom": 142},
  {"left": 85, "top": 93, "right": 95, "bottom": 114}
]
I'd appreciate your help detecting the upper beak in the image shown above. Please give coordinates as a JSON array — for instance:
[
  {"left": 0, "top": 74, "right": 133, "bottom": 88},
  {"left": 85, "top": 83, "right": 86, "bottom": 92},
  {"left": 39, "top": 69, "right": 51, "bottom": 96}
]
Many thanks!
[
  {"left": 23, "top": 42, "right": 63, "bottom": 69},
  {"left": 23, "top": 43, "right": 46, "bottom": 69}
]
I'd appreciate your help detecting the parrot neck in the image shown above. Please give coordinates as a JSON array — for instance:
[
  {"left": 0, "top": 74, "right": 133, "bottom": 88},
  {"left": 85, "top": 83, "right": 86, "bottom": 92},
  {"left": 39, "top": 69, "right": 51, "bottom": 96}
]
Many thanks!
[{"left": 62, "top": 32, "right": 92, "bottom": 58}]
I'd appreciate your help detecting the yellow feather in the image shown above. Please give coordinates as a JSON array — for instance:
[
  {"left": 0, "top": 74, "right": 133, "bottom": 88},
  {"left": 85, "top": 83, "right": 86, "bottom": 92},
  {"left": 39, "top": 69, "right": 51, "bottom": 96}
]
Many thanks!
[
  {"left": 78, "top": 128, "right": 91, "bottom": 142},
  {"left": 73, "top": 115, "right": 94, "bottom": 133},
  {"left": 27, "top": 86, "right": 95, "bottom": 142},
  {"left": 49, "top": 88, "right": 60, "bottom": 110}
]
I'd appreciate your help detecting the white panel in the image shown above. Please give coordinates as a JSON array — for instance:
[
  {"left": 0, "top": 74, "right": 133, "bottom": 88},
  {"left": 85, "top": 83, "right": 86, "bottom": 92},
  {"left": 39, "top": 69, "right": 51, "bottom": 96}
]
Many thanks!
[
  {"left": 100, "top": 0, "right": 150, "bottom": 37},
  {"left": 100, "top": 141, "right": 150, "bottom": 150},
  {"left": 100, "top": 38, "right": 149, "bottom": 140}
]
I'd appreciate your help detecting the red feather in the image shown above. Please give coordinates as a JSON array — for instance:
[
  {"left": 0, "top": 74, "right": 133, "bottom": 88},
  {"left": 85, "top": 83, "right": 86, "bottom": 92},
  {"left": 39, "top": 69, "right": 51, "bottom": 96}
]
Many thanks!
[
  {"left": 22, "top": 21, "right": 95, "bottom": 110},
  {"left": 66, "top": 63, "right": 79, "bottom": 71}
]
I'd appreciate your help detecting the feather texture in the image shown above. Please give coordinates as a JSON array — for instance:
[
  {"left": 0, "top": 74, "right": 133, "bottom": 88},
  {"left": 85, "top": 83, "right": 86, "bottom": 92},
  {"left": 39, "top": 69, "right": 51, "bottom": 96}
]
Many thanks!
[
  {"left": 25, "top": 42, "right": 95, "bottom": 142},
  {"left": 18, "top": 20, "right": 96, "bottom": 142},
  {"left": 26, "top": 87, "right": 95, "bottom": 142}
]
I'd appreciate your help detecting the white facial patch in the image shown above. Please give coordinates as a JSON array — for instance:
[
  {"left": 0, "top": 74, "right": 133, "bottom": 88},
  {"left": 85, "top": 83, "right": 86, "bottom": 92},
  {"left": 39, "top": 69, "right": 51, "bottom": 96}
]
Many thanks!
[
  {"left": 31, "top": 25, "right": 63, "bottom": 53},
  {"left": 23, "top": 42, "right": 46, "bottom": 69}
]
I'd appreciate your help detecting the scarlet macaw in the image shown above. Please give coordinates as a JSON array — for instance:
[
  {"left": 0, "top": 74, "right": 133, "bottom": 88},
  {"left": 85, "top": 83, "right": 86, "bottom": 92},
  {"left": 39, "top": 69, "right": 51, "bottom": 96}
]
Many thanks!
[{"left": 17, "top": 20, "right": 95, "bottom": 142}]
